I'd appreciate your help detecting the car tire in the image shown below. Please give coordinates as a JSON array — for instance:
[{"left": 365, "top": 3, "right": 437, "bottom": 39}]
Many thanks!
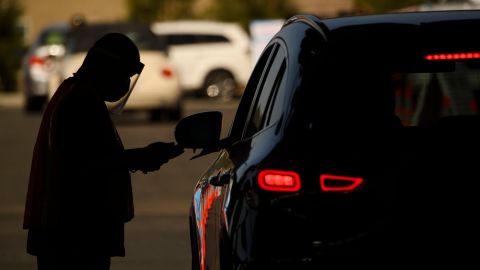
[
  {"left": 25, "top": 96, "right": 46, "bottom": 112},
  {"left": 204, "top": 70, "right": 237, "bottom": 101},
  {"left": 167, "top": 102, "right": 183, "bottom": 121},
  {"left": 149, "top": 104, "right": 182, "bottom": 122},
  {"left": 149, "top": 109, "right": 164, "bottom": 122}
]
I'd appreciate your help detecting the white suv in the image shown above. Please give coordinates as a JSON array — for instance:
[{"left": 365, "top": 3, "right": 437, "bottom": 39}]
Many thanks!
[
  {"left": 50, "top": 22, "right": 182, "bottom": 121},
  {"left": 151, "top": 21, "right": 252, "bottom": 100}
]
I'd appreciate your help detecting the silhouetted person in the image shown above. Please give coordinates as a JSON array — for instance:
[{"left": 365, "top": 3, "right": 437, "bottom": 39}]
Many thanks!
[{"left": 23, "top": 33, "right": 183, "bottom": 270}]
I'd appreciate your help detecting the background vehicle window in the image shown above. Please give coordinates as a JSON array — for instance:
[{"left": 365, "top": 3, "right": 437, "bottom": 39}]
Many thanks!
[
  {"left": 39, "top": 30, "right": 66, "bottom": 46},
  {"left": 196, "top": 34, "right": 229, "bottom": 43},
  {"left": 68, "top": 24, "right": 161, "bottom": 53},
  {"left": 244, "top": 47, "right": 286, "bottom": 138},
  {"left": 165, "top": 34, "right": 196, "bottom": 46},
  {"left": 164, "top": 34, "right": 229, "bottom": 46}
]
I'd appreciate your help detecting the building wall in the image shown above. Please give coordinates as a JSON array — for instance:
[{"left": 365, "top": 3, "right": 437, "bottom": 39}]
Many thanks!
[{"left": 20, "top": 0, "right": 127, "bottom": 43}]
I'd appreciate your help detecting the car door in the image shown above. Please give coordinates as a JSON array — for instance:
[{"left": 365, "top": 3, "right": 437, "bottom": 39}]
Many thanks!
[
  {"left": 221, "top": 42, "right": 290, "bottom": 264},
  {"left": 195, "top": 42, "right": 288, "bottom": 269}
]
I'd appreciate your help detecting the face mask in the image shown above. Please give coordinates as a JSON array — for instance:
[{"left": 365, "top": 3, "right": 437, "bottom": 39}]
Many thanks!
[{"left": 106, "top": 72, "right": 142, "bottom": 115}]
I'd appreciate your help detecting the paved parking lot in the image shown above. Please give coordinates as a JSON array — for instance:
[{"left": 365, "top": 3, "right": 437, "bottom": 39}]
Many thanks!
[{"left": 0, "top": 92, "right": 22, "bottom": 109}]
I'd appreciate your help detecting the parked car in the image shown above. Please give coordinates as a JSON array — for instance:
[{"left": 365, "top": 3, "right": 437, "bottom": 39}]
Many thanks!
[
  {"left": 22, "top": 23, "right": 69, "bottom": 112},
  {"left": 174, "top": 11, "right": 480, "bottom": 269},
  {"left": 151, "top": 21, "right": 251, "bottom": 100},
  {"left": 50, "top": 22, "right": 182, "bottom": 121}
]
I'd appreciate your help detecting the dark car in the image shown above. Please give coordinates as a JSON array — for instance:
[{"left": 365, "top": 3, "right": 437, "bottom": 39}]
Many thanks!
[
  {"left": 22, "top": 23, "right": 69, "bottom": 112},
  {"left": 175, "top": 11, "right": 480, "bottom": 269}
]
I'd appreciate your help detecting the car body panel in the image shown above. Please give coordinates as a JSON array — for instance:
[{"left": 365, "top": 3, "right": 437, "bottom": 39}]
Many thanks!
[
  {"left": 185, "top": 10, "right": 480, "bottom": 269},
  {"left": 151, "top": 21, "right": 251, "bottom": 97},
  {"left": 22, "top": 23, "right": 68, "bottom": 111},
  {"left": 167, "top": 43, "right": 251, "bottom": 92}
]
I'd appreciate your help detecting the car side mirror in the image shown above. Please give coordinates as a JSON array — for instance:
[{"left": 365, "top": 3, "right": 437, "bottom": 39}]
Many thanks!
[{"left": 175, "top": 111, "right": 223, "bottom": 149}]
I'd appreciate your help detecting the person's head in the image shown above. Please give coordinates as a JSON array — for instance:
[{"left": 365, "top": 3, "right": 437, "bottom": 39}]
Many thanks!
[{"left": 76, "top": 33, "right": 144, "bottom": 102}]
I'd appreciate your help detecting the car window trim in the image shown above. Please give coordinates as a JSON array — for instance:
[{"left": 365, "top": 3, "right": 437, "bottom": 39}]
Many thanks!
[
  {"left": 242, "top": 43, "right": 284, "bottom": 139},
  {"left": 228, "top": 43, "right": 278, "bottom": 141},
  {"left": 264, "top": 59, "right": 287, "bottom": 128}
]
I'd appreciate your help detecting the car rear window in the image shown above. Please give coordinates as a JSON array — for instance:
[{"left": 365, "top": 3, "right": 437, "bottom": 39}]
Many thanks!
[
  {"left": 302, "top": 21, "right": 480, "bottom": 130},
  {"left": 311, "top": 58, "right": 480, "bottom": 129},
  {"left": 66, "top": 23, "right": 165, "bottom": 53},
  {"left": 394, "top": 61, "right": 480, "bottom": 127}
]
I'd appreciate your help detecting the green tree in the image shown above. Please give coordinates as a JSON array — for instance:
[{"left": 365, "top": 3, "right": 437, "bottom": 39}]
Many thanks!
[
  {"left": 0, "top": 0, "right": 23, "bottom": 92},
  {"left": 127, "top": 0, "right": 163, "bottom": 23},
  {"left": 354, "top": 0, "right": 428, "bottom": 13},
  {"left": 202, "top": 0, "right": 296, "bottom": 30},
  {"left": 160, "top": 0, "right": 195, "bottom": 20}
]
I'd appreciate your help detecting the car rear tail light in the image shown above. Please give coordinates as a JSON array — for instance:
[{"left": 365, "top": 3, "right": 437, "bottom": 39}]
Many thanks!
[
  {"left": 29, "top": 56, "right": 45, "bottom": 65},
  {"left": 161, "top": 67, "right": 173, "bottom": 78},
  {"left": 320, "top": 174, "right": 363, "bottom": 192},
  {"left": 425, "top": 52, "right": 480, "bottom": 61},
  {"left": 258, "top": 170, "right": 301, "bottom": 192}
]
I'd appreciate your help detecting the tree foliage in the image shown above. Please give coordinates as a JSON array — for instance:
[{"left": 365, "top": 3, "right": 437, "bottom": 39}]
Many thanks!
[
  {"left": 126, "top": 0, "right": 296, "bottom": 31},
  {"left": 203, "top": 0, "right": 296, "bottom": 30},
  {"left": 0, "top": 0, "right": 23, "bottom": 92},
  {"left": 127, "top": 0, "right": 162, "bottom": 23},
  {"left": 126, "top": 0, "right": 195, "bottom": 23}
]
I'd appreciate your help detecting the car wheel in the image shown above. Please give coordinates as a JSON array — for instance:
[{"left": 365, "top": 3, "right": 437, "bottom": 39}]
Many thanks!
[
  {"left": 167, "top": 102, "right": 183, "bottom": 121},
  {"left": 25, "top": 96, "right": 46, "bottom": 112},
  {"left": 149, "top": 109, "right": 164, "bottom": 122},
  {"left": 204, "top": 70, "right": 236, "bottom": 101},
  {"left": 149, "top": 107, "right": 182, "bottom": 122}
]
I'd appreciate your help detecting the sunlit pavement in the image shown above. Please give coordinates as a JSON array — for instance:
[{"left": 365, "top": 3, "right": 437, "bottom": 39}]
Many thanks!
[
  {"left": 0, "top": 91, "right": 239, "bottom": 111},
  {"left": 0, "top": 92, "right": 22, "bottom": 109}
]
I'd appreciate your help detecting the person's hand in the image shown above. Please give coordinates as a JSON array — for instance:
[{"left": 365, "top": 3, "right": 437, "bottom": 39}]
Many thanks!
[
  {"left": 146, "top": 141, "right": 184, "bottom": 161},
  {"left": 126, "top": 142, "right": 184, "bottom": 173},
  {"left": 139, "top": 142, "right": 184, "bottom": 173}
]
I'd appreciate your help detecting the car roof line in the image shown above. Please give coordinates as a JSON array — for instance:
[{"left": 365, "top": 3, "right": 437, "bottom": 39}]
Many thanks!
[{"left": 283, "top": 15, "right": 327, "bottom": 40}]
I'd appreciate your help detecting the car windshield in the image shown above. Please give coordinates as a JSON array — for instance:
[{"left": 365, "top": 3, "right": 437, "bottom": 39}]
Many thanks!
[{"left": 66, "top": 24, "right": 165, "bottom": 53}]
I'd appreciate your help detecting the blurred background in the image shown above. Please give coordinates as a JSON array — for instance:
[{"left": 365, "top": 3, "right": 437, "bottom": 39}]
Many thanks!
[
  {"left": 1, "top": 0, "right": 479, "bottom": 269},
  {"left": 3, "top": 0, "right": 479, "bottom": 96}
]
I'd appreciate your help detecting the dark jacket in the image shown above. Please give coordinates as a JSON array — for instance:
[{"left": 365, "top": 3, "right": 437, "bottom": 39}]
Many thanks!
[{"left": 24, "top": 76, "right": 134, "bottom": 256}]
